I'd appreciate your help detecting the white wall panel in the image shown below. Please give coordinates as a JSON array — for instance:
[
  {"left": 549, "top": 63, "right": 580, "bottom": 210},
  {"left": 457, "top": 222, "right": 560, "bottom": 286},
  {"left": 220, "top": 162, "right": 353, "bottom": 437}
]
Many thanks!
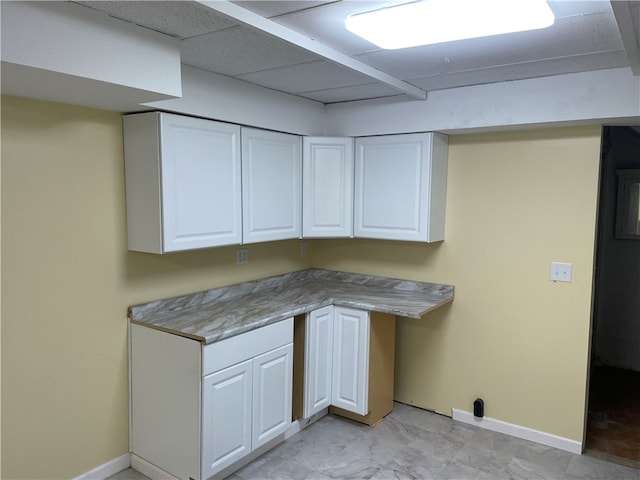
[
  {"left": 146, "top": 66, "right": 326, "bottom": 136},
  {"left": 324, "top": 68, "right": 640, "bottom": 136},
  {"left": 1, "top": 1, "right": 181, "bottom": 110}
]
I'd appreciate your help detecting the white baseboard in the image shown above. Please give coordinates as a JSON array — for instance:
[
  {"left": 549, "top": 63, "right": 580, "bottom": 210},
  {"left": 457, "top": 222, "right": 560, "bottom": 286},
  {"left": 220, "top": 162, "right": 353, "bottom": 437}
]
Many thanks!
[
  {"left": 131, "top": 454, "right": 179, "bottom": 480},
  {"left": 452, "top": 409, "right": 582, "bottom": 455},
  {"left": 73, "top": 453, "right": 131, "bottom": 480}
]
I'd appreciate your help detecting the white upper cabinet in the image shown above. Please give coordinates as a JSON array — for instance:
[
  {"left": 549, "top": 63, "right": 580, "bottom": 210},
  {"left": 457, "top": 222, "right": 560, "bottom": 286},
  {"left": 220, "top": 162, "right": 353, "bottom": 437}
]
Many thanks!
[
  {"left": 242, "top": 128, "right": 302, "bottom": 244},
  {"left": 302, "top": 137, "right": 354, "bottom": 238},
  {"left": 123, "top": 112, "right": 242, "bottom": 253},
  {"left": 123, "top": 110, "right": 448, "bottom": 251},
  {"left": 354, "top": 133, "right": 448, "bottom": 242}
]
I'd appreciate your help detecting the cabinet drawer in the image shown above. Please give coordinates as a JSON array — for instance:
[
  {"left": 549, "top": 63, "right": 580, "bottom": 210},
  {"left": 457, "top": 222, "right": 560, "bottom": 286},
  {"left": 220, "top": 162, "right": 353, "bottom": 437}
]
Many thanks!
[{"left": 203, "top": 318, "right": 293, "bottom": 375}]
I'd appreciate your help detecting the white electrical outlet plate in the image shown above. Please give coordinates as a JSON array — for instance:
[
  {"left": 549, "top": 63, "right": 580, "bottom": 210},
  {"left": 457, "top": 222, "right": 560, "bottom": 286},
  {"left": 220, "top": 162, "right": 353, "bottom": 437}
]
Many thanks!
[
  {"left": 300, "top": 241, "right": 307, "bottom": 257},
  {"left": 236, "top": 248, "right": 248, "bottom": 265},
  {"left": 550, "top": 262, "right": 572, "bottom": 283}
]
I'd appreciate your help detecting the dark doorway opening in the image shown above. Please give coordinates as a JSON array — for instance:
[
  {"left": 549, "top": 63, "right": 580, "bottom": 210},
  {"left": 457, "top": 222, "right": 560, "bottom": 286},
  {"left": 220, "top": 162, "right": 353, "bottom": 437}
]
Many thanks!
[{"left": 586, "top": 126, "right": 640, "bottom": 467}]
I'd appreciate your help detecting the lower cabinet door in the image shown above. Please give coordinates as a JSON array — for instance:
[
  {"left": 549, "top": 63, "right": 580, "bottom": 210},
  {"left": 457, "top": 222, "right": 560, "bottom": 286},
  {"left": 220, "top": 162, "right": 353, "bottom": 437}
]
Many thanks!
[
  {"left": 202, "top": 359, "right": 253, "bottom": 479},
  {"left": 252, "top": 344, "right": 293, "bottom": 449},
  {"left": 304, "top": 306, "right": 334, "bottom": 418},
  {"left": 332, "top": 307, "right": 370, "bottom": 415}
]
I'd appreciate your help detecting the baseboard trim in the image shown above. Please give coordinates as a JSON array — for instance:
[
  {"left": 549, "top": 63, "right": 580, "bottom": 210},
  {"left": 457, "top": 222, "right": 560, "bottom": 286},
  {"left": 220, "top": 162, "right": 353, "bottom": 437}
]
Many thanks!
[
  {"left": 452, "top": 409, "right": 582, "bottom": 455},
  {"left": 131, "top": 454, "right": 179, "bottom": 480},
  {"left": 73, "top": 453, "right": 131, "bottom": 480}
]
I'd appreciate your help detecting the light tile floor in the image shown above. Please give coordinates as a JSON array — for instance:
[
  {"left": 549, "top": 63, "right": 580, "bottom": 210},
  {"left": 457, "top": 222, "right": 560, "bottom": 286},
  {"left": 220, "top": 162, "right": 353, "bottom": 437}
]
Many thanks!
[{"left": 114, "top": 402, "right": 640, "bottom": 480}]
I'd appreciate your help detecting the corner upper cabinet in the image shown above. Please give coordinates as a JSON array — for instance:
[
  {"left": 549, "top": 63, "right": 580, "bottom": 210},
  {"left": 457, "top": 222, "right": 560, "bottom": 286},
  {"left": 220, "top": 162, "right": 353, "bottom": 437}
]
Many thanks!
[
  {"left": 123, "top": 112, "right": 242, "bottom": 253},
  {"left": 302, "top": 137, "right": 354, "bottom": 238},
  {"left": 242, "top": 128, "right": 302, "bottom": 244},
  {"left": 354, "top": 132, "right": 448, "bottom": 242}
]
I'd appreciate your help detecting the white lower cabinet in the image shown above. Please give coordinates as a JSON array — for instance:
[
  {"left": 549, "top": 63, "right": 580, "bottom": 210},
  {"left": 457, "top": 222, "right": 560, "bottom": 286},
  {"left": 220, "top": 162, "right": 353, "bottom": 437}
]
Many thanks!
[
  {"left": 303, "top": 306, "right": 370, "bottom": 418},
  {"left": 201, "top": 343, "right": 293, "bottom": 479},
  {"left": 131, "top": 319, "right": 293, "bottom": 480},
  {"left": 331, "top": 307, "right": 370, "bottom": 415},
  {"left": 304, "top": 305, "right": 335, "bottom": 417},
  {"left": 252, "top": 345, "right": 294, "bottom": 449},
  {"left": 202, "top": 360, "right": 253, "bottom": 478}
]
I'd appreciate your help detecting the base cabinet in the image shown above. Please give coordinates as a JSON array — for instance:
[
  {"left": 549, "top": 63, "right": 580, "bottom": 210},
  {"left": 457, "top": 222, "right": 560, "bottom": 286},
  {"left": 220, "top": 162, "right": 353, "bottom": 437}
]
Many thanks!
[
  {"left": 131, "top": 319, "right": 293, "bottom": 480},
  {"left": 252, "top": 345, "right": 294, "bottom": 448},
  {"left": 304, "top": 305, "right": 336, "bottom": 417},
  {"left": 302, "top": 306, "right": 395, "bottom": 425},
  {"left": 331, "top": 306, "right": 370, "bottom": 415},
  {"left": 202, "top": 360, "right": 253, "bottom": 478}
]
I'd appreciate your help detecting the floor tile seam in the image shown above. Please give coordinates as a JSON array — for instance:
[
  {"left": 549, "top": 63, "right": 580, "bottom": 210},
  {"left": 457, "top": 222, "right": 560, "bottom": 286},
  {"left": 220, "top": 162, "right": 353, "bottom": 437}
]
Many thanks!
[
  {"left": 450, "top": 441, "right": 518, "bottom": 462},
  {"left": 390, "top": 415, "right": 463, "bottom": 439},
  {"left": 508, "top": 454, "right": 575, "bottom": 477},
  {"left": 506, "top": 456, "right": 576, "bottom": 479},
  {"left": 448, "top": 454, "right": 514, "bottom": 478},
  {"left": 275, "top": 456, "right": 327, "bottom": 478}
]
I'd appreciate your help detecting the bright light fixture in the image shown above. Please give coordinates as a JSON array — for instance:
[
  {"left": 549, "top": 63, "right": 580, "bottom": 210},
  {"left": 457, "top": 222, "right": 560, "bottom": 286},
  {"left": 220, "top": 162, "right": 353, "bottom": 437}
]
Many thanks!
[{"left": 345, "top": 0, "right": 555, "bottom": 50}]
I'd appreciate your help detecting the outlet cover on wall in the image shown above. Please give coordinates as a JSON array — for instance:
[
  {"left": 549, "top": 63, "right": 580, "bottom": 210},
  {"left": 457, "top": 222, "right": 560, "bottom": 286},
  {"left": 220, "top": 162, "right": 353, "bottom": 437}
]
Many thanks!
[
  {"left": 550, "top": 262, "right": 572, "bottom": 283},
  {"left": 236, "top": 248, "right": 248, "bottom": 265}
]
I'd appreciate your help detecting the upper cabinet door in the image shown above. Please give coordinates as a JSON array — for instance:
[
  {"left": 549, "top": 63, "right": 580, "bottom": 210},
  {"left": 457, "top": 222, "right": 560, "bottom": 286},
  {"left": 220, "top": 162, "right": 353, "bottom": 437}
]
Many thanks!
[
  {"left": 123, "top": 112, "right": 242, "bottom": 253},
  {"left": 302, "top": 137, "right": 354, "bottom": 238},
  {"left": 354, "top": 133, "right": 448, "bottom": 243},
  {"left": 242, "top": 128, "right": 302, "bottom": 244}
]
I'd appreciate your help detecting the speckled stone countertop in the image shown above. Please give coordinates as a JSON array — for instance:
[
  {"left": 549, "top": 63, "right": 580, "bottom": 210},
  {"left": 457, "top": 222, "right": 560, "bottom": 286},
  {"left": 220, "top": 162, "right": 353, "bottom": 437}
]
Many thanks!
[{"left": 129, "top": 269, "right": 454, "bottom": 344}]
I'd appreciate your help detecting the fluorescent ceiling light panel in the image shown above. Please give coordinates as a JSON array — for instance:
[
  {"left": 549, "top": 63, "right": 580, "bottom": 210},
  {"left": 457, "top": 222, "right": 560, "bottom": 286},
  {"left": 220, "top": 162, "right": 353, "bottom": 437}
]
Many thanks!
[{"left": 345, "top": 0, "right": 555, "bottom": 49}]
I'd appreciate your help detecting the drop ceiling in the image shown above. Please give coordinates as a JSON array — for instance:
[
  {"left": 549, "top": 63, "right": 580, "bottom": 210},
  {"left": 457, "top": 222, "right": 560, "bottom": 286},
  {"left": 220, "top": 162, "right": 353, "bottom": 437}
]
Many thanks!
[{"left": 71, "top": 0, "right": 640, "bottom": 104}]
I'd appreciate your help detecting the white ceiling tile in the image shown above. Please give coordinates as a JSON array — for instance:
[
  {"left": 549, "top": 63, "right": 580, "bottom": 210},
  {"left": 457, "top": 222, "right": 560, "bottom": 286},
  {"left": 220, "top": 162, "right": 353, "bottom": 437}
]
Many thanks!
[
  {"left": 298, "top": 82, "right": 401, "bottom": 103},
  {"left": 233, "top": 1, "right": 335, "bottom": 18},
  {"left": 409, "top": 51, "right": 630, "bottom": 92},
  {"left": 181, "top": 26, "right": 321, "bottom": 76},
  {"left": 355, "top": 11, "right": 624, "bottom": 80},
  {"left": 236, "top": 60, "right": 374, "bottom": 93},
  {"left": 547, "top": 0, "right": 612, "bottom": 18},
  {"left": 73, "top": 1, "right": 236, "bottom": 38},
  {"left": 68, "top": 0, "right": 636, "bottom": 104},
  {"left": 272, "top": 1, "right": 404, "bottom": 55}
]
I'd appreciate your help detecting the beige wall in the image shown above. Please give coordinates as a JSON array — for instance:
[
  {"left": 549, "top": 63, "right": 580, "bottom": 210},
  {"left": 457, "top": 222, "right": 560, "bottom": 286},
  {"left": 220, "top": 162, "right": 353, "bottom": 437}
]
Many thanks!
[
  {"left": 0, "top": 96, "right": 312, "bottom": 479},
  {"left": 1, "top": 96, "right": 602, "bottom": 478},
  {"left": 313, "top": 126, "right": 602, "bottom": 442}
]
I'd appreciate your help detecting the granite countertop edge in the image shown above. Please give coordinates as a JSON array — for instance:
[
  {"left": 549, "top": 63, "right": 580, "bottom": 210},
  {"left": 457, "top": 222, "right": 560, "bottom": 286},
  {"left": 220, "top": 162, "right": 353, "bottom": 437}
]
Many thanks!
[{"left": 129, "top": 268, "right": 454, "bottom": 344}]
